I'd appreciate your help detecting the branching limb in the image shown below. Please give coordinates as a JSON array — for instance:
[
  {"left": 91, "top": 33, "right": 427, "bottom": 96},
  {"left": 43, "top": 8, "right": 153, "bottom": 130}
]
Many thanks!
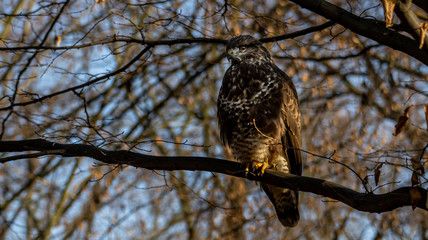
[
  {"left": 0, "top": 45, "right": 152, "bottom": 111},
  {"left": 0, "top": 139, "right": 426, "bottom": 213},
  {"left": 289, "top": 0, "right": 428, "bottom": 65}
]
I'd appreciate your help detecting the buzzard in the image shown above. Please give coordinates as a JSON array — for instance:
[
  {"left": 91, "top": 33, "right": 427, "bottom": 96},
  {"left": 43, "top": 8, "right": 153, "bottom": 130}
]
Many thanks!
[{"left": 217, "top": 35, "right": 302, "bottom": 227}]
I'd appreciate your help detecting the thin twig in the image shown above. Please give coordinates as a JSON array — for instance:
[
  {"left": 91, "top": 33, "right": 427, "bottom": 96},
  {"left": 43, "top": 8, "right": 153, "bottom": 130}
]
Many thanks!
[{"left": 0, "top": 149, "right": 65, "bottom": 163}]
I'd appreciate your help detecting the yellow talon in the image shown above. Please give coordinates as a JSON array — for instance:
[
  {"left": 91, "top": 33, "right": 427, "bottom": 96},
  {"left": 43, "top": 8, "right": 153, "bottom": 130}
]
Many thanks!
[
  {"left": 244, "top": 166, "right": 249, "bottom": 177},
  {"left": 250, "top": 161, "right": 269, "bottom": 175},
  {"left": 253, "top": 162, "right": 267, "bottom": 174},
  {"left": 260, "top": 163, "right": 268, "bottom": 174},
  {"left": 244, "top": 160, "right": 271, "bottom": 176}
]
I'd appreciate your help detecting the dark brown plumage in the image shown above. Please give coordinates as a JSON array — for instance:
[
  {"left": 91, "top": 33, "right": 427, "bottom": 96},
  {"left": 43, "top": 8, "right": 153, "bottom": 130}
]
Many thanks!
[{"left": 217, "top": 35, "right": 302, "bottom": 227}]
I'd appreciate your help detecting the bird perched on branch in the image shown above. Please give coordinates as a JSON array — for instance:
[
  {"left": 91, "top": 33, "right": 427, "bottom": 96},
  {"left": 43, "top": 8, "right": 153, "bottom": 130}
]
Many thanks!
[{"left": 217, "top": 35, "right": 302, "bottom": 227}]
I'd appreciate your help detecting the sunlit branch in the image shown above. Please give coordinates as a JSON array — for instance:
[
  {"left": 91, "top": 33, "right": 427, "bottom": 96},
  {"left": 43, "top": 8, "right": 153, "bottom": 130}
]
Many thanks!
[
  {"left": 289, "top": 0, "right": 428, "bottom": 65},
  {"left": 1, "top": 139, "right": 426, "bottom": 213},
  {"left": 395, "top": 0, "right": 428, "bottom": 49}
]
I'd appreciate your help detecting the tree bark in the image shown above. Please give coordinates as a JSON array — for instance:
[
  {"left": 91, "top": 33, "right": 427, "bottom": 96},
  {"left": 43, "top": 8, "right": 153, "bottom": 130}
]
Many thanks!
[{"left": 1, "top": 139, "right": 426, "bottom": 213}]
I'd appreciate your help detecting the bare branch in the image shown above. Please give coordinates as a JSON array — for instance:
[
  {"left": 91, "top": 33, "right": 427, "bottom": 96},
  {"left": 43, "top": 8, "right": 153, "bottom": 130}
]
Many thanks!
[
  {"left": 0, "top": 36, "right": 227, "bottom": 52},
  {"left": 289, "top": 0, "right": 428, "bottom": 65},
  {"left": 260, "top": 21, "right": 335, "bottom": 43},
  {"left": 0, "top": 45, "right": 152, "bottom": 111},
  {"left": 1, "top": 139, "right": 426, "bottom": 213},
  {"left": 0, "top": 21, "right": 335, "bottom": 52}
]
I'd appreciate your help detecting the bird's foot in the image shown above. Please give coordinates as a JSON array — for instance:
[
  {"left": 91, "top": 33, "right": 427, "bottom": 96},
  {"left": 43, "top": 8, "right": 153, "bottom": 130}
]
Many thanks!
[{"left": 245, "top": 161, "right": 270, "bottom": 177}]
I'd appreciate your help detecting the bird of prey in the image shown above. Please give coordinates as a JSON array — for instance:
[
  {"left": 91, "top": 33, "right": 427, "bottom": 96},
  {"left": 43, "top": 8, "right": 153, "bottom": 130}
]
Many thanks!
[{"left": 217, "top": 35, "right": 302, "bottom": 227}]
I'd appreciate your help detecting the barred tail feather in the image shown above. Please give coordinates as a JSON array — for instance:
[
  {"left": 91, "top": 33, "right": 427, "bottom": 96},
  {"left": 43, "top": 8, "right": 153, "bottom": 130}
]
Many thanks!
[{"left": 262, "top": 184, "right": 299, "bottom": 227}]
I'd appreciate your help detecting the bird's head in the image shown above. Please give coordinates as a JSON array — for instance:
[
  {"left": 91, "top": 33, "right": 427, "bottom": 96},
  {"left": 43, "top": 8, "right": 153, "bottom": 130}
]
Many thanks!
[{"left": 226, "top": 35, "right": 271, "bottom": 64}]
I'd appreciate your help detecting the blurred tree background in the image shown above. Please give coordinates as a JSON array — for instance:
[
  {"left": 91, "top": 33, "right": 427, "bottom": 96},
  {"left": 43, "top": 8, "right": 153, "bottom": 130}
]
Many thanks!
[{"left": 0, "top": 0, "right": 427, "bottom": 239}]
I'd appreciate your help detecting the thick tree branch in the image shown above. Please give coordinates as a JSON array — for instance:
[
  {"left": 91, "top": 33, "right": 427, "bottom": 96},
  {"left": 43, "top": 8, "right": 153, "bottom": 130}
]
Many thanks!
[
  {"left": 289, "top": 0, "right": 428, "bottom": 65},
  {"left": 0, "top": 139, "right": 426, "bottom": 213},
  {"left": 396, "top": 0, "right": 428, "bottom": 49}
]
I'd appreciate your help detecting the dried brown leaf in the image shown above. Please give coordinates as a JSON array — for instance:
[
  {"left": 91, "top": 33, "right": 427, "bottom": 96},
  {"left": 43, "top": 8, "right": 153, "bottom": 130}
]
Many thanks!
[
  {"left": 55, "top": 35, "right": 62, "bottom": 47},
  {"left": 419, "top": 22, "right": 428, "bottom": 49},
  {"left": 393, "top": 106, "right": 411, "bottom": 136},
  {"left": 409, "top": 188, "right": 422, "bottom": 210},
  {"left": 96, "top": 0, "right": 105, "bottom": 6},
  {"left": 374, "top": 163, "right": 383, "bottom": 186},
  {"left": 381, "top": 0, "right": 396, "bottom": 28},
  {"left": 411, "top": 157, "right": 425, "bottom": 174},
  {"left": 411, "top": 171, "right": 420, "bottom": 186}
]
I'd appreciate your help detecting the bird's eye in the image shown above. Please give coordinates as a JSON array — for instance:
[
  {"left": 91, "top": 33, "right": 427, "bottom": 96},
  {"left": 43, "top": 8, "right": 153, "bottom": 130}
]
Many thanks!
[{"left": 239, "top": 46, "right": 246, "bottom": 51}]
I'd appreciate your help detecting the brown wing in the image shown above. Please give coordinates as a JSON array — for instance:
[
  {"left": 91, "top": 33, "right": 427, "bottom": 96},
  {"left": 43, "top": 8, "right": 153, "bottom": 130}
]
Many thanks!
[
  {"left": 275, "top": 65, "right": 302, "bottom": 176},
  {"left": 261, "top": 64, "right": 302, "bottom": 227},
  {"left": 217, "top": 67, "right": 237, "bottom": 148}
]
